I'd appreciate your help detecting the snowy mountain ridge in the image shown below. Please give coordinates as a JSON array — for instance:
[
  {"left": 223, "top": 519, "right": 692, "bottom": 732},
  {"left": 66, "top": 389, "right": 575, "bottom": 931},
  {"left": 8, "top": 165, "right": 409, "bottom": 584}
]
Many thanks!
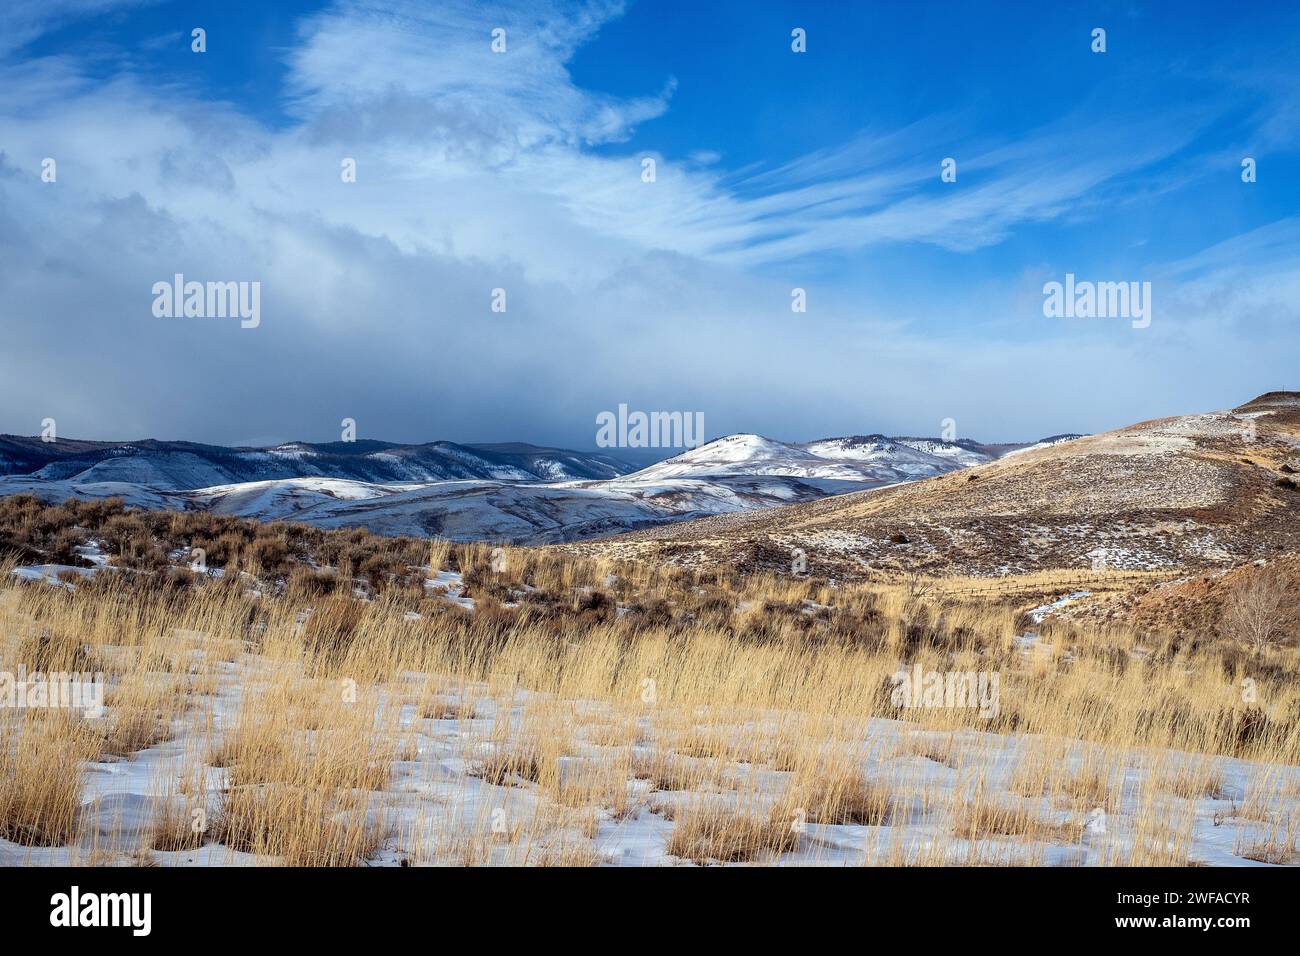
[
  {"left": 0, "top": 436, "right": 635, "bottom": 486},
  {"left": 0, "top": 430, "right": 1077, "bottom": 544}
]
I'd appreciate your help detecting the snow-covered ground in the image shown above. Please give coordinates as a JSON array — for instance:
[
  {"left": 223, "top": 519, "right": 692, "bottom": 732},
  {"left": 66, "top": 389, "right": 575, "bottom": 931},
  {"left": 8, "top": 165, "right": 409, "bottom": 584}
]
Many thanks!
[
  {"left": 3, "top": 647, "right": 1292, "bottom": 867},
  {"left": 8, "top": 543, "right": 111, "bottom": 588},
  {"left": 1026, "top": 591, "right": 1091, "bottom": 624},
  {"left": 424, "top": 570, "right": 475, "bottom": 610}
]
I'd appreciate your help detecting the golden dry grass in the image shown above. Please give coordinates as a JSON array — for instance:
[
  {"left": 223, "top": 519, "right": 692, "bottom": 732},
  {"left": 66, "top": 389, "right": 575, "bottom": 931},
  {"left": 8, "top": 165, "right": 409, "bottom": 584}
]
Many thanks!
[
  {"left": 664, "top": 804, "right": 800, "bottom": 864},
  {"left": 781, "top": 765, "right": 895, "bottom": 826},
  {"left": 0, "top": 713, "right": 98, "bottom": 846},
  {"left": 1, "top": 532, "right": 1297, "bottom": 867}
]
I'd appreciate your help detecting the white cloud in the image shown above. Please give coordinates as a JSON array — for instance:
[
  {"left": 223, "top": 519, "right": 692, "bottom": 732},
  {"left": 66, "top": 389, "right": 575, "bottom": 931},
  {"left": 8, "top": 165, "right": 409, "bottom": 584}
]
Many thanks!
[{"left": 0, "top": 0, "right": 1295, "bottom": 448}]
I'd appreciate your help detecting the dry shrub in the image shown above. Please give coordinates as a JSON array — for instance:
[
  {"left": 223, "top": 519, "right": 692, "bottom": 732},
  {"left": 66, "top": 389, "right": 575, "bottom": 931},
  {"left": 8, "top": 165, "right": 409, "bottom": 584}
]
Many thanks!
[
  {"left": 953, "top": 801, "right": 1076, "bottom": 843},
  {"left": 783, "top": 768, "right": 895, "bottom": 826},
  {"left": 419, "top": 695, "right": 478, "bottom": 721},
  {"left": 1154, "top": 759, "right": 1224, "bottom": 800},
  {"left": 300, "top": 596, "right": 369, "bottom": 671},
  {"left": 99, "top": 673, "right": 190, "bottom": 758},
  {"left": 632, "top": 752, "right": 723, "bottom": 793},
  {"left": 0, "top": 714, "right": 98, "bottom": 845},
  {"left": 536, "top": 844, "right": 605, "bottom": 867},
  {"left": 14, "top": 626, "right": 99, "bottom": 673},
  {"left": 665, "top": 805, "right": 800, "bottom": 864},
  {"left": 1009, "top": 743, "right": 1124, "bottom": 812},
  {"left": 210, "top": 681, "right": 396, "bottom": 866},
  {"left": 150, "top": 797, "right": 209, "bottom": 852},
  {"left": 1219, "top": 567, "right": 1297, "bottom": 654},
  {"left": 470, "top": 745, "right": 545, "bottom": 788},
  {"left": 217, "top": 786, "right": 387, "bottom": 866},
  {"left": 1234, "top": 814, "right": 1299, "bottom": 865},
  {"left": 892, "top": 734, "right": 958, "bottom": 768}
]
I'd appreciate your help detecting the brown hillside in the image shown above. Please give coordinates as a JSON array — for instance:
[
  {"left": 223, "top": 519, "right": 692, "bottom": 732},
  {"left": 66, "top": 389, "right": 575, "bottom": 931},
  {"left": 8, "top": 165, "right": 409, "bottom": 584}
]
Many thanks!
[{"left": 565, "top": 394, "right": 1300, "bottom": 581}]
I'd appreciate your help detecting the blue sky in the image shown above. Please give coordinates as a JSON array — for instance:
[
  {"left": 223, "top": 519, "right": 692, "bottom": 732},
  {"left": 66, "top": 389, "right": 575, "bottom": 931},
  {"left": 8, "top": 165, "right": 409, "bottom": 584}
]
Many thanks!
[{"left": 1, "top": 0, "right": 1298, "bottom": 448}]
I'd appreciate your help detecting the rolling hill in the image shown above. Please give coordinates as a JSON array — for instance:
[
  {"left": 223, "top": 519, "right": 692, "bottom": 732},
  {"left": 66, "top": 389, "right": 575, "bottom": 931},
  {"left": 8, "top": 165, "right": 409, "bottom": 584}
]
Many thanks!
[
  {"left": 564, "top": 393, "right": 1300, "bottom": 578},
  {"left": 0, "top": 430, "right": 1045, "bottom": 543},
  {"left": 0, "top": 436, "right": 636, "bottom": 485}
]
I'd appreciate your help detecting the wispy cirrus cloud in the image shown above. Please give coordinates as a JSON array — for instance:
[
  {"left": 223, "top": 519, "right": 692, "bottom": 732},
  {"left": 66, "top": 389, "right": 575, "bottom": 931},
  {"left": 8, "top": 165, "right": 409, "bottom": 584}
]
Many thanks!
[
  {"left": 286, "top": 0, "right": 672, "bottom": 154},
  {"left": 0, "top": 0, "right": 157, "bottom": 56},
  {"left": 256, "top": 1, "right": 1243, "bottom": 270}
]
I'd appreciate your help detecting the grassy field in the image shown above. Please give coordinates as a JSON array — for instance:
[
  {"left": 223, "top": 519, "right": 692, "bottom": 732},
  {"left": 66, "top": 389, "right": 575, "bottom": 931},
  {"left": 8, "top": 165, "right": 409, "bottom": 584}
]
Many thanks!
[{"left": 1, "top": 496, "right": 1297, "bottom": 865}]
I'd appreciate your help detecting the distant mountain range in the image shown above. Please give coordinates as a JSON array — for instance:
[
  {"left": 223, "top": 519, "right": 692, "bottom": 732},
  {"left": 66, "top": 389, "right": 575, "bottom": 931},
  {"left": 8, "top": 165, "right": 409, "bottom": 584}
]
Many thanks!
[
  {"left": 0, "top": 436, "right": 635, "bottom": 485},
  {"left": 0, "top": 430, "right": 1080, "bottom": 543}
]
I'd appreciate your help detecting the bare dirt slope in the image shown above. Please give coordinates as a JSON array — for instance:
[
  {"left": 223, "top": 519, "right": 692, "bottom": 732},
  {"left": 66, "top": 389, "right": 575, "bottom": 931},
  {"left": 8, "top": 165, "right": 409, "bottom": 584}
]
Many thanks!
[
  {"left": 1047, "top": 553, "right": 1300, "bottom": 637},
  {"left": 565, "top": 393, "right": 1300, "bottom": 580}
]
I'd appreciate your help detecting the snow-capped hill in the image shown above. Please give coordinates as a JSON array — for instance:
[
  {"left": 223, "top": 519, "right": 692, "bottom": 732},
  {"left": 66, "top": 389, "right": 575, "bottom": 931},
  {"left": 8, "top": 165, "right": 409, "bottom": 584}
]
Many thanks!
[
  {"left": 890, "top": 437, "right": 994, "bottom": 468},
  {"left": 630, "top": 434, "right": 889, "bottom": 482},
  {"left": 190, "top": 477, "right": 393, "bottom": 518},
  {"left": 596, "top": 430, "right": 1014, "bottom": 486},
  {"left": 659, "top": 434, "right": 806, "bottom": 468},
  {"left": 800, "top": 435, "right": 969, "bottom": 477}
]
